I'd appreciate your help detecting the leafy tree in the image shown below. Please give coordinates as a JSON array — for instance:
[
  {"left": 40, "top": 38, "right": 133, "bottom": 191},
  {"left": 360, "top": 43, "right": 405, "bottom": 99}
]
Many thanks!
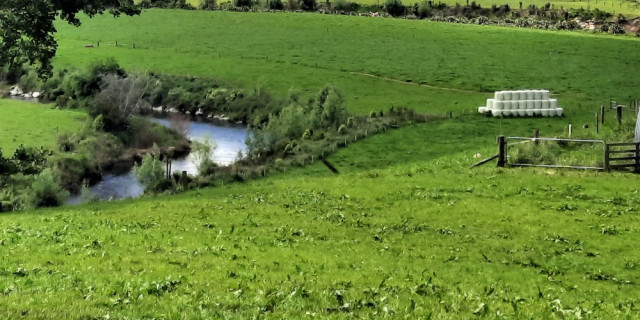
[
  {"left": 134, "top": 144, "right": 165, "bottom": 184},
  {"left": 385, "top": 0, "right": 406, "bottom": 16},
  {"left": 0, "top": 0, "right": 140, "bottom": 78}
]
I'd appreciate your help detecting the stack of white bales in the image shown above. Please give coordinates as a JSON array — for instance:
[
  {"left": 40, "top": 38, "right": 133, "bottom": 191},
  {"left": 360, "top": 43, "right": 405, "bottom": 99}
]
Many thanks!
[{"left": 477, "top": 90, "right": 563, "bottom": 117}]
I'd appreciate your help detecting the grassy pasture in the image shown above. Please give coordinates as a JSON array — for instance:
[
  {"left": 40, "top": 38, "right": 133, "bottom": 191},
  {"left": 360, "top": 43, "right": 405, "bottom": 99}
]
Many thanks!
[
  {"left": 1, "top": 120, "right": 640, "bottom": 317},
  {"left": 0, "top": 99, "right": 86, "bottom": 152},
  {"left": 54, "top": 10, "right": 640, "bottom": 124},
  {"left": 1, "top": 9, "right": 640, "bottom": 318}
]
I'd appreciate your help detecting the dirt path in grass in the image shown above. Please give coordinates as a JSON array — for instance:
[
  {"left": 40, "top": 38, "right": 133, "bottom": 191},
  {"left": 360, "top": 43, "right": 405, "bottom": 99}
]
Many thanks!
[{"left": 349, "top": 71, "right": 484, "bottom": 94}]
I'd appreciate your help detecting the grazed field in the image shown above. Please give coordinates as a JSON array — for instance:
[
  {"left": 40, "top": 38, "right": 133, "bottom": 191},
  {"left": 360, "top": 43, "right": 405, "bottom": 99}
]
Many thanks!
[
  {"left": 1, "top": 119, "right": 639, "bottom": 318},
  {"left": 0, "top": 99, "right": 86, "bottom": 152},
  {"left": 1, "top": 9, "right": 639, "bottom": 318},
  {"left": 54, "top": 10, "right": 640, "bottom": 120}
]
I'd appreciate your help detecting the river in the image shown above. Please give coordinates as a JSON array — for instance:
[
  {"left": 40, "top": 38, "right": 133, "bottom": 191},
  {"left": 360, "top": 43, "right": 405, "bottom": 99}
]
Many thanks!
[{"left": 66, "top": 116, "right": 247, "bottom": 204}]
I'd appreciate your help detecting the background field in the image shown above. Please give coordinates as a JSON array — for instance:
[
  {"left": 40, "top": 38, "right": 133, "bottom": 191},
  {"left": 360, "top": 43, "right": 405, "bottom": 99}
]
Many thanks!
[
  {"left": 54, "top": 10, "right": 640, "bottom": 121},
  {"left": 1, "top": 9, "right": 640, "bottom": 318},
  {"left": 0, "top": 99, "right": 86, "bottom": 152},
  {"left": 190, "top": 0, "right": 640, "bottom": 16}
]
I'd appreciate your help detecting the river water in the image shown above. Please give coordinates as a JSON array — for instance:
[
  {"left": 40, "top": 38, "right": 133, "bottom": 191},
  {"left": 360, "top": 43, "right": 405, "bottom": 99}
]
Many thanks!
[{"left": 66, "top": 116, "right": 247, "bottom": 204}]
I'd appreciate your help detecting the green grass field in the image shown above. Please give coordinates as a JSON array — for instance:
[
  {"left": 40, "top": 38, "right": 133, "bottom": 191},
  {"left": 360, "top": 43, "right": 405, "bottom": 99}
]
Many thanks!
[
  {"left": 1, "top": 120, "right": 639, "bottom": 317},
  {"left": 0, "top": 99, "right": 86, "bottom": 152},
  {"left": 53, "top": 10, "right": 640, "bottom": 122},
  {"left": 2, "top": 9, "right": 640, "bottom": 318}
]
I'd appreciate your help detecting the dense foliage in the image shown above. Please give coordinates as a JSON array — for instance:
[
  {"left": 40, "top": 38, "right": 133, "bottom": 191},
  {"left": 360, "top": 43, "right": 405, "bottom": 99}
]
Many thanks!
[{"left": 0, "top": 0, "right": 139, "bottom": 78}]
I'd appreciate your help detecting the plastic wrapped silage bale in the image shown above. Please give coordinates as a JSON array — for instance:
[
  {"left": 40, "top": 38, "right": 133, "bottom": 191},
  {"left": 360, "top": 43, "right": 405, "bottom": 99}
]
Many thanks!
[
  {"left": 534, "top": 90, "right": 543, "bottom": 100},
  {"left": 542, "top": 100, "right": 550, "bottom": 109},
  {"left": 503, "top": 91, "right": 512, "bottom": 101},
  {"left": 550, "top": 99, "right": 558, "bottom": 109},
  {"left": 494, "top": 91, "right": 503, "bottom": 101},
  {"left": 518, "top": 101, "right": 527, "bottom": 109},
  {"left": 526, "top": 100, "right": 535, "bottom": 109},
  {"left": 541, "top": 90, "right": 550, "bottom": 100},
  {"left": 517, "top": 101, "right": 527, "bottom": 116},
  {"left": 526, "top": 90, "right": 535, "bottom": 100},
  {"left": 492, "top": 110, "right": 502, "bottom": 117},
  {"left": 494, "top": 101, "right": 504, "bottom": 110},
  {"left": 478, "top": 107, "right": 489, "bottom": 114},
  {"left": 487, "top": 99, "right": 495, "bottom": 110},
  {"left": 535, "top": 100, "right": 543, "bottom": 110},
  {"left": 519, "top": 91, "right": 528, "bottom": 100},
  {"left": 555, "top": 108, "right": 563, "bottom": 117}
]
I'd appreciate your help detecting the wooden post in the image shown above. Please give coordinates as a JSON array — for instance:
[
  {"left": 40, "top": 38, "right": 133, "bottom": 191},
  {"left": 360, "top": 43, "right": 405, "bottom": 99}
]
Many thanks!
[
  {"left": 533, "top": 129, "right": 540, "bottom": 146},
  {"left": 604, "top": 143, "right": 610, "bottom": 172},
  {"left": 568, "top": 123, "right": 572, "bottom": 137},
  {"left": 617, "top": 106, "right": 623, "bottom": 125},
  {"left": 600, "top": 105, "right": 605, "bottom": 124},
  {"left": 595, "top": 112, "right": 599, "bottom": 134},
  {"left": 636, "top": 142, "right": 640, "bottom": 173},
  {"left": 497, "top": 135, "right": 506, "bottom": 167}
]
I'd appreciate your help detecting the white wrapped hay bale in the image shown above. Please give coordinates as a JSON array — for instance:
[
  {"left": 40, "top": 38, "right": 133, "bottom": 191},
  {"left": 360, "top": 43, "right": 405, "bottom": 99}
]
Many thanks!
[
  {"left": 518, "top": 101, "right": 527, "bottom": 109},
  {"left": 534, "top": 90, "right": 543, "bottom": 100},
  {"left": 502, "top": 91, "right": 511, "bottom": 101},
  {"left": 541, "top": 90, "right": 550, "bottom": 100},
  {"left": 534, "top": 100, "right": 542, "bottom": 110},
  {"left": 526, "top": 90, "right": 535, "bottom": 100},
  {"left": 542, "top": 100, "right": 550, "bottom": 109},
  {"left": 494, "top": 101, "right": 504, "bottom": 110},
  {"left": 550, "top": 99, "right": 558, "bottom": 109},
  {"left": 518, "top": 91, "right": 528, "bottom": 100},
  {"left": 541, "top": 108, "right": 550, "bottom": 117},
  {"left": 494, "top": 91, "right": 503, "bottom": 101},
  {"left": 517, "top": 101, "right": 527, "bottom": 116},
  {"left": 486, "top": 99, "right": 494, "bottom": 109},
  {"left": 492, "top": 110, "right": 503, "bottom": 117},
  {"left": 526, "top": 100, "right": 535, "bottom": 109},
  {"left": 555, "top": 108, "right": 564, "bottom": 117},
  {"left": 478, "top": 106, "right": 489, "bottom": 114}
]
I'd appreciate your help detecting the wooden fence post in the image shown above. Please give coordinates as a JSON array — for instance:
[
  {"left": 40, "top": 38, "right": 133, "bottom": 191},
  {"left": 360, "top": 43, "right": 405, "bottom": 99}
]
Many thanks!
[
  {"left": 601, "top": 105, "right": 605, "bottom": 124},
  {"left": 604, "top": 143, "right": 610, "bottom": 172},
  {"left": 568, "top": 123, "right": 573, "bottom": 137},
  {"left": 497, "top": 135, "right": 506, "bottom": 167},
  {"left": 636, "top": 142, "right": 640, "bottom": 173},
  {"left": 533, "top": 129, "right": 540, "bottom": 146},
  {"left": 596, "top": 112, "right": 599, "bottom": 134},
  {"left": 617, "top": 106, "right": 623, "bottom": 125}
]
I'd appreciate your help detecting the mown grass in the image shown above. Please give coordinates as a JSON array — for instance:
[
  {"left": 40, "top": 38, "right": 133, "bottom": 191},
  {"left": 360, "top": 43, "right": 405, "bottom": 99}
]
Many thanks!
[
  {"left": 53, "top": 10, "right": 640, "bottom": 123},
  {"left": 0, "top": 99, "right": 86, "bottom": 152},
  {"left": 2, "top": 9, "right": 639, "bottom": 318},
  {"left": 1, "top": 119, "right": 639, "bottom": 318}
]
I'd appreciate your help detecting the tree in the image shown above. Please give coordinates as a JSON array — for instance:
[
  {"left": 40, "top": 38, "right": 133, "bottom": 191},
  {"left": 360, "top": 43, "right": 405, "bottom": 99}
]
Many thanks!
[
  {"left": 0, "top": 0, "right": 140, "bottom": 78},
  {"left": 90, "top": 73, "right": 151, "bottom": 131}
]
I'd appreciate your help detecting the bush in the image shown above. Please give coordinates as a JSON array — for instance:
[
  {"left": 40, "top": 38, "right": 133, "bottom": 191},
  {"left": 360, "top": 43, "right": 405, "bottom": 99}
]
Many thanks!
[
  {"left": 301, "top": 0, "right": 316, "bottom": 11},
  {"left": 134, "top": 145, "right": 166, "bottom": 185},
  {"left": 268, "top": 0, "right": 284, "bottom": 9},
  {"left": 25, "top": 169, "right": 69, "bottom": 208},
  {"left": 333, "top": 0, "right": 359, "bottom": 11},
  {"left": 89, "top": 73, "right": 151, "bottom": 131},
  {"left": 235, "top": 0, "right": 252, "bottom": 7},
  {"left": 200, "top": 0, "right": 217, "bottom": 9},
  {"left": 385, "top": 0, "right": 406, "bottom": 16}
]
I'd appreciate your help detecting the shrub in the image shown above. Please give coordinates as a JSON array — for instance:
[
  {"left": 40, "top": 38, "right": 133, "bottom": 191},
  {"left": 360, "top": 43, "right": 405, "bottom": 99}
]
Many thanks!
[
  {"left": 134, "top": 147, "right": 166, "bottom": 185},
  {"left": 200, "top": 0, "right": 217, "bottom": 9},
  {"left": 333, "top": 0, "right": 359, "bottom": 11},
  {"left": 191, "top": 136, "right": 218, "bottom": 176},
  {"left": 235, "top": 0, "right": 252, "bottom": 7},
  {"left": 89, "top": 73, "right": 151, "bottom": 131},
  {"left": 268, "top": 0, "right": 284, "bottom": 9},
  {"left": 24, "top": 169, "right": 69, "bottom": 208},
  {"left": 385, "top": 0, "right": 406, "bottom": 16},
  {"left": 301, "top": 0, "right": 316, "bottom": 11}
]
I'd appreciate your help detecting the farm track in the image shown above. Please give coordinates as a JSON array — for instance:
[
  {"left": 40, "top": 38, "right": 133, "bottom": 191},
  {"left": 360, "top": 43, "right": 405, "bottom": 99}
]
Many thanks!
[{"left": 349, "top": 71, "right": 485, "bottom": 94}]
